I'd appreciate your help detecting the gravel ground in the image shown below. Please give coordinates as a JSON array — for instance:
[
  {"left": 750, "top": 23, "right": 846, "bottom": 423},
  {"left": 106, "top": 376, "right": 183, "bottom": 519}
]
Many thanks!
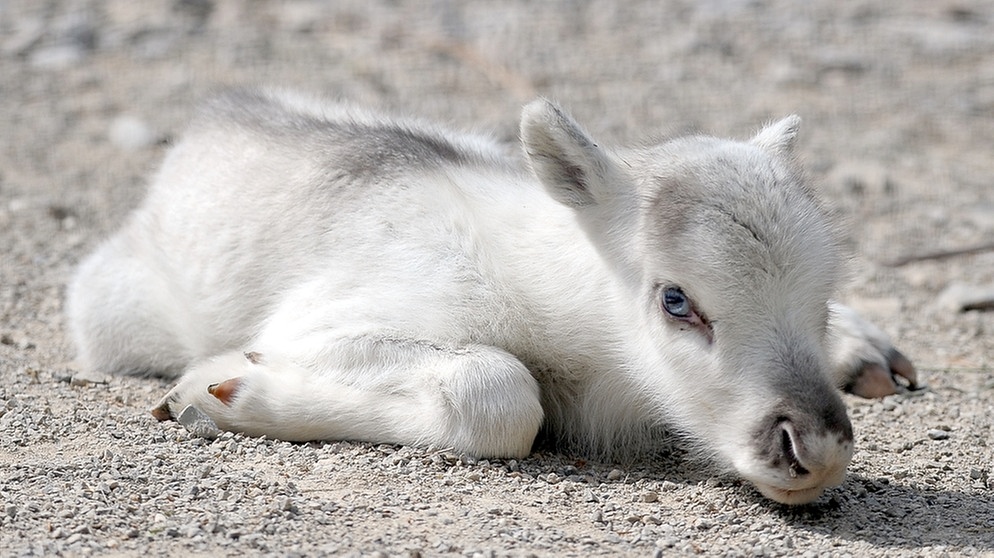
[{"left": 1, "top": 1, "right": 992, "bottom": 556}]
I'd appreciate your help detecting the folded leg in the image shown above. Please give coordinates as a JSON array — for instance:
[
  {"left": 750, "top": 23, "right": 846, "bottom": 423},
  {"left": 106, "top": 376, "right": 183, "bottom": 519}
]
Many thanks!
[{"left": 152, "top": 333, "right": 544, "bottom": 458}]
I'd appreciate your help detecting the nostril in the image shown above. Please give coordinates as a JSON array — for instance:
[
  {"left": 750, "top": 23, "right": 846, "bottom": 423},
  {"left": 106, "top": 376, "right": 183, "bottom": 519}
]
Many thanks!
[{"left": 779, "top": 422, "right": 810, "bottom": 478}]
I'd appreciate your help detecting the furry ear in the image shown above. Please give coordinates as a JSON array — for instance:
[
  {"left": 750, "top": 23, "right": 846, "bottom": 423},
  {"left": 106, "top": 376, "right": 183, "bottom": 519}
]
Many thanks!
[
  {"left": 751, "top": 115, "right": 801, "bottom": 156},
  {"left": 520, "top": 99, "right": 614, "bottom": 208}
]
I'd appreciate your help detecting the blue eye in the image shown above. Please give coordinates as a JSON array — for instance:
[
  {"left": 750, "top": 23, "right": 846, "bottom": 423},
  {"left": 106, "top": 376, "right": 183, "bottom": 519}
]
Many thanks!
[{"left": 662, "top": 287, "right": 691, "bottom": 318}]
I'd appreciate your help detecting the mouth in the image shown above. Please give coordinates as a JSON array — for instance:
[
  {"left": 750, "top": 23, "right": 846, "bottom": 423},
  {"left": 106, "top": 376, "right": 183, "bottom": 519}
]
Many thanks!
[
  {"left": 752, "top": 482, "right": 826, "bottom": 505},
  {"left": 740, "top": 411, "right": 851, "bottom": 505}
]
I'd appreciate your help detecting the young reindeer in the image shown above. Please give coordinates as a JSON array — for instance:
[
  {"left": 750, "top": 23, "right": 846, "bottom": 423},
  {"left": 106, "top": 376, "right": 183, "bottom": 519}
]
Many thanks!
[{"left": 68, "top": 88, "right": 916, "bottom": 505}]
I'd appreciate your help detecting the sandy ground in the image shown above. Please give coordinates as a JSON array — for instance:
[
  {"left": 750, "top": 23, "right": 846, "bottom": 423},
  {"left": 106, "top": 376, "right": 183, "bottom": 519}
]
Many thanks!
[{"left": 1, "top": 0, "right": 992, "bottom": 556}]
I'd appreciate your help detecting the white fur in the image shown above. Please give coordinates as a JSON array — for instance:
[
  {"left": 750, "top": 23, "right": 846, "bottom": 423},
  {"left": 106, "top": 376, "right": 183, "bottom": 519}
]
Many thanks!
[{"left": 68, "top": 88, "right": 907, "bottom": 504}]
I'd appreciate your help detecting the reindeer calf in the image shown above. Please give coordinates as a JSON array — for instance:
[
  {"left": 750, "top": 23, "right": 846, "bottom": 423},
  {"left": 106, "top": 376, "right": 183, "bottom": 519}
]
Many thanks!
[{"left": 68, "top": 89, "right": 915, "bottom": 504}]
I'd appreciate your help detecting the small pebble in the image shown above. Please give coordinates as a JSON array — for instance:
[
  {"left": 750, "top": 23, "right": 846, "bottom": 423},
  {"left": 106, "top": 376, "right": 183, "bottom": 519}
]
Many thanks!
[
  {"left": 927, "top": 429, "right": 950, "bottom": 440},
  {"left": 30, "top": 44, "right": 86, "bottom": 70},
  {"left": 277, "top": 496, "right": 296, "bottom": 512},
  {"left": 607, "top": 469, "right": 624, "bottom": 481},
  {"left": 70, "top": 369, "right": 109, "bottom": 386},
  {"left": 655, "top": 538, "right": 677, "bottom": 549},
  {"left": 108, "top": 115, "right": 159, "bottom": 150},
  {"left": 177, "top": 405, "right": 220, "bottom": 439},
  {"left": 2, "top": 17, "right": 44, "bottom": 55}
]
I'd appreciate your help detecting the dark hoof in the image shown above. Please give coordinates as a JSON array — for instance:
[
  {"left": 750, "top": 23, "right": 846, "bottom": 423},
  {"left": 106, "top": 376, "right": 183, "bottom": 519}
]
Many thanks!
[
  {"left": 150, "top": 399, "right": 174, "bottom": 422},
  {"left": 845, "top": 349, "right": 918, "bottom": 398}
]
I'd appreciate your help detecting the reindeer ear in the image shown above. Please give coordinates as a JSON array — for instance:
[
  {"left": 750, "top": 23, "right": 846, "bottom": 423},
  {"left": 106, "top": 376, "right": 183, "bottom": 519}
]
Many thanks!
[
  {"left": 520, "top": 99, "right": 613, "bottom": 208},
  {"left": 751, "top": 115, "right": 801, "bottom": 156}
]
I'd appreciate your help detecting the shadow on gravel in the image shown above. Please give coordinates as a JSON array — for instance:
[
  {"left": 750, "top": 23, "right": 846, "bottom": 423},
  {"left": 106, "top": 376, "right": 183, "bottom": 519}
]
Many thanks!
[{"left": 776, "top": 474, "right": 993, "bottom": 550}]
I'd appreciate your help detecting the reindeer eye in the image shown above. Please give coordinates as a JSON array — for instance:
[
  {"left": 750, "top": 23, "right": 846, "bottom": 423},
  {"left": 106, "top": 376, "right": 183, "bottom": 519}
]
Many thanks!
[{"left": 661, "top": 287, "right": 691, "bottom": 318}]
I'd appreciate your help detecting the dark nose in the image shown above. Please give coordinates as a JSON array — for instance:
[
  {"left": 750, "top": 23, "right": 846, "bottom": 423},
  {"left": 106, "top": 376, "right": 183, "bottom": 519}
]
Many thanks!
[{"left": 754, "top": 389, "right": 853, "bottom": 478}]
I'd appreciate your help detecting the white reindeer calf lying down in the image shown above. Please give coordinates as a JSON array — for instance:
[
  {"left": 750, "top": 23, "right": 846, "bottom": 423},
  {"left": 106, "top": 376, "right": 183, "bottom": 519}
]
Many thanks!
[{"left": 68, "top": 89, "right": 917, "bottom": 505}]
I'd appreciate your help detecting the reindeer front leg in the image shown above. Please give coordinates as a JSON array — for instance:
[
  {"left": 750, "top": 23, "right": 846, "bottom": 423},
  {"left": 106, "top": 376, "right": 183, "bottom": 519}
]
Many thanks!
[
  {"left": 827, "top": 301, "right": 918, "bottom": 398},
  {"left": 151, "top": 333, "right": 544, "bottom": 458}
]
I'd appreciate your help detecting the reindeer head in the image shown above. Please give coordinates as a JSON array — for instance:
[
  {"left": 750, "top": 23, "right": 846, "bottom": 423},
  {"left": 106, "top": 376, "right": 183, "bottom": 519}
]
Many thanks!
[{"left": 522, "top": 100, "right": 853, "bottom": 505}]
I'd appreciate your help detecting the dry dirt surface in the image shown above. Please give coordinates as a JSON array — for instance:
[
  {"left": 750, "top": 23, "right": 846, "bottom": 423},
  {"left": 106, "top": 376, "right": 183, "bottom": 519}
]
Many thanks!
[{"left": 2, "top": 1, "right": 993, "bottom": 556}]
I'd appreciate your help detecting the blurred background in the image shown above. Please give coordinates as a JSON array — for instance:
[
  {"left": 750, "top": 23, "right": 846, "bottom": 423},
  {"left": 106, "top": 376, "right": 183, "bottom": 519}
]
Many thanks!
[{"left": 1, "top": 0, "right": 991, "bottom": 377}]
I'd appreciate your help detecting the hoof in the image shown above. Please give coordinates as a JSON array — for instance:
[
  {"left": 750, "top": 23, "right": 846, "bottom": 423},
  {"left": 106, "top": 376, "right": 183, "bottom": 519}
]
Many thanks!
[
  {"left": 846, "top": 349, "right": 919, "bottom": 398},
  {"left": 207, "top": 377, "right": 243, "bottom": 406},
  {"left": 150, "top": 400, "right": 174, "bottom": 422},
  {"left": 150, "top": 391, "right": 178, "bottom": 422},
  {"left": 888, "top": 349, "right": 918, "bottom": 389}
]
